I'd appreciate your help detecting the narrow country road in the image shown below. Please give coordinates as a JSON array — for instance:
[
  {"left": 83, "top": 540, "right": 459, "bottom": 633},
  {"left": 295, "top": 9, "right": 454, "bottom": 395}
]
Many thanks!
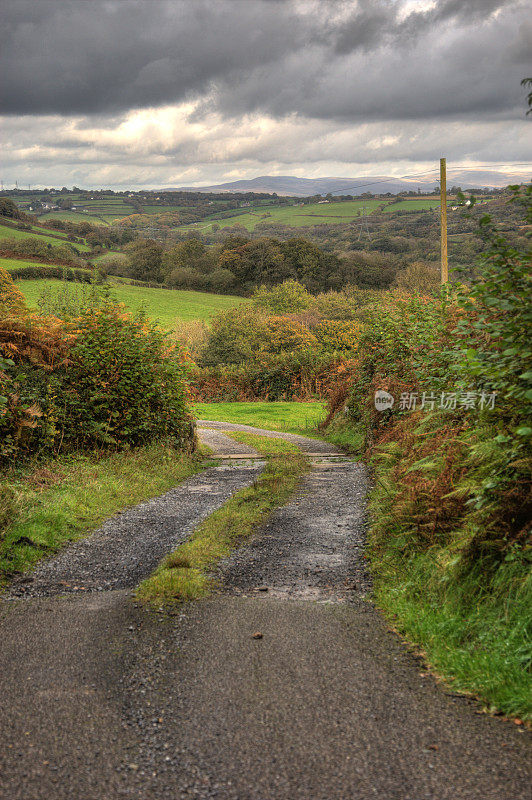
[{"left": 0, "top": 424, "right": 529, "bottom": 800}]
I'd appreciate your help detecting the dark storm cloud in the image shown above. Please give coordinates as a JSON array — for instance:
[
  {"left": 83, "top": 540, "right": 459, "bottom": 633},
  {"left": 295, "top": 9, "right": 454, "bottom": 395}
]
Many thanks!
[
  {"left": 0, "top": 0, "right": 310, "bottom": 115},
  {"left": 1, "top": 0, "right": 530, "bottom": 122}
]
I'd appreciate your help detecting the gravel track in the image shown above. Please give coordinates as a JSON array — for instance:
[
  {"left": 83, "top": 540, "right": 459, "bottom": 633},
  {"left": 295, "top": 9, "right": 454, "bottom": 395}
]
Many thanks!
[
  {"left": 197, "top": 419, "right": 341, "bottom": 454},
  {"left": 9, "top": 458, "right": 264, "bottom": 599},
  {"left": 218, "top": 456, "right": 371, "bottom": 601},
  {"left": 0, "top": 422, "right": 529, "bottom": 800}
]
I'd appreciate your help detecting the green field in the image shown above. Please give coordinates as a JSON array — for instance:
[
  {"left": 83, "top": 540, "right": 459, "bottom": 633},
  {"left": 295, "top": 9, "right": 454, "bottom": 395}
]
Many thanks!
[
  {"left": 16, "top": 279, "right": 244, "bottom": 325},
  {"left": 92, "top": 251, "right": 127, "bottom": 264},
  {"left": 0, "top": 218, "right": 71, "bottom": 240},
  {"left": 0, "top": 222, "right": 92, "bottom": 251},
  {"left": 193, "top": 401, "right": 326, "bottom": 434},
  {"left": 40, "top": 210, "right": 110, "bottom": 226},
  {"left": 184, "top": 199, "right": 388, "bottom": 232},
  {"left": 31, "top": 223, "right": 70, "bottom": 238},
  {"left": 179, "top": 196, "right": 459, "bottom": 232},
  {"left": 74, "top": 200, "right": 133, "bottom": 212},
  {"left": 142, "top": 205, "right": 189, "bottom": 214},
  {"left": 0, "top": 256, "right": 68, "bottom": 272},
  {"left": 383, "top": 198, "right": 441, "bottom": 212}
]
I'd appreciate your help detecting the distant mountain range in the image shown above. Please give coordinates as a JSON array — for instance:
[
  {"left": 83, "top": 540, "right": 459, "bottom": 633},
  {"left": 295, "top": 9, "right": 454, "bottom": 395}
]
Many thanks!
[{"left": 165, "top": 171, "right": 529, "bottom": 197}]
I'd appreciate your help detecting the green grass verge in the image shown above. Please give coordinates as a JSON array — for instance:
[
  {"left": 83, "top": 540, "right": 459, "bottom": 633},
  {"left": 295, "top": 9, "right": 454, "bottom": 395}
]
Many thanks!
[
  {"left": 368, "top": 447, "right": 532, "bottom": 722},
  {"left": 136, "top": 433, "right": 308, "bottom": 606},
  {"left": 320, "top": 414, "right": 364, "bottom": 453},
  {"left": 16, "top": 279, "right": 245, "bottom": 325},
  {"left": 324, "top": 414, "right": 531, "bottom": 720},
  {"left": 193, "top": 401, "right": 326, "bottom": 434},
  {"left": 0, "top": 444, "right": 207, "bottom": 582}
]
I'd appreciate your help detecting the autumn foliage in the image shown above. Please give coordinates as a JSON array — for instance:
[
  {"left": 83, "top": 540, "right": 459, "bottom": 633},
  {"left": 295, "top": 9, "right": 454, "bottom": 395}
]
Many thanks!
[
  {"left": 188, "top": 281, "right": 365, "bottom": 400},
  {"left": 0, "top": 268, "right": 194, "bottom": 463}
]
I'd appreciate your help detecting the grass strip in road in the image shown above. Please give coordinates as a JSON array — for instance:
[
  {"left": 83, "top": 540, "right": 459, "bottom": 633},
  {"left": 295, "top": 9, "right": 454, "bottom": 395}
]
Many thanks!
[
  {"left": 0, "top": 443, "right": 208, "bottom": 584},
  {"left": 136, "top": 433, "right": 308, "bottom": 607}
]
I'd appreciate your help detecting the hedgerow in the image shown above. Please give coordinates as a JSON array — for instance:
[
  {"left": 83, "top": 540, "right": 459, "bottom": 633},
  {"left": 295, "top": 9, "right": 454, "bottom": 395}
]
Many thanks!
[
  {"left": 325, "top": 184, "right": 532, "bottom": 718},
  {"left": 6, "top": 264, "right": 93, "bottom": 282}
]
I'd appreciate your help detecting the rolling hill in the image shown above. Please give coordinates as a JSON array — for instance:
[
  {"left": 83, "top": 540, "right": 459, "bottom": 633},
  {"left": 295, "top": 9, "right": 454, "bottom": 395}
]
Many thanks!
[{"left": 167, "top": 170, "right": 527, "bottom": 197}]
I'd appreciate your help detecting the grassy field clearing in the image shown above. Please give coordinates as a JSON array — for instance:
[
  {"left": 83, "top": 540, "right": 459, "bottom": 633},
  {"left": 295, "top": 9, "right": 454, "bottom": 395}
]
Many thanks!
[
  {"left": 92, "top": 251, "right": 126, "bottom": 264},
  {"left": 0, "top": 218, "right": 71, "bottom": 240},
  {"left": 0, "top": 257, "right": 72, "bottom": 272},
  {"left": 39, "top": 211, "right": 110, "bottom": 226},
  {"left": 17, "top": 279, "right": 244, "bottom": 325},
  {"left": 27, "top": 223, "right": 70, "bottom": 239},
  {"left": 74, "top": 201, "right": 132, "bottom": 211},
  {"left": 180, "top": 196, "right": 462, "bottom": 232},
  {"left": 184, "top": 199, "right": 387, "bottom": 232},
  {"left": 0, "top": 222, "right": 92, "bottom": 251},
  {"left": 193, "top": 401, "right": 326, "bottom": 434},
  {"left": 382, "top": 198, "right": 441, "bottom": 212}
]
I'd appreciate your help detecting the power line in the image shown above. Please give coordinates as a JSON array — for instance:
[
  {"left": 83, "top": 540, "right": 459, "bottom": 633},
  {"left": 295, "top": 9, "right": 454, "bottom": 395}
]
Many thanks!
[
  {"left": 325, "top": 170, "right": 438, "bottom": 196},
  {"left": 324, "top": 162, "right": 532, "bottom": 196}
]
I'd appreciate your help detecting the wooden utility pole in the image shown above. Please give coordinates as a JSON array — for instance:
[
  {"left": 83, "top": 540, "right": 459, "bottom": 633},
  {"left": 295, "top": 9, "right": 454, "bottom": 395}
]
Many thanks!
[{"left": 440, "top": 157, "right": 448, "bottom": 284}]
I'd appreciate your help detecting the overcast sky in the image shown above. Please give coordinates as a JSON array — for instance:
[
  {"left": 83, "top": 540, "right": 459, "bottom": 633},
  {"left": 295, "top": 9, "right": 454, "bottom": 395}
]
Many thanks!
[{"left": 1, "top": 0, "right": 530, "bottom": 190}]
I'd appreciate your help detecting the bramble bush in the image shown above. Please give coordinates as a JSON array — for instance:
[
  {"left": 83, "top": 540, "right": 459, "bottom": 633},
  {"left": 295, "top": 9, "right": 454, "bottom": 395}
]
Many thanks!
[
  {"left": 0, "top": 268, "right": 194, "bottom": 463},
  {"left": 189, "top": 354, "right": 355, "bottom": 402},
  {"left": 62, "top": 306, "right": 193, "bottom": 449}
]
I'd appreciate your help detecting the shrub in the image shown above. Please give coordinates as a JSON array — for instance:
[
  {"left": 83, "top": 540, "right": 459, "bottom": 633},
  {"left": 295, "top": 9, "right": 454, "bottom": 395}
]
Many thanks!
[
  {"left": 0, "top": 237, "right": 87, "bottom": 266},
  {"left": 206, "top": 268, "right": 236, "bottom": 293},
  {"left": 166, "top": 267, "right": 207, "bottom": 290},
  {"left": 330, "top": 185, "right": 532, "bottom": 582},
  {"left": 394, "top": 261, "right": 440, "bottom": 294},
  {"left": 173, "top": 319, "right": 209, "bottom": 361},
  {"left": 321, "top": 188, "right": 532, "bottom": 717},
  {"left": 190, "top": 354, "right": 355, "bottom": 402},
  {"left": 0, "top": 271, "right": 194, "bottom": 463},
  {"left": 59, "top": 306, "right": 194, "bottom": 449},
  {"left": 0, "top": 268, "right": 25, "bottom": 311},
  {"left": 314, "top": 319, "right": 360, "bottom": 353},
  {"left": 0, "top": 198, "right": 25, "bottom": 220},
  {"left": 94, "top": 253, "right": 130, "bottom": 277},
  {"left": 125, "top": 239, "right": 163, "bottom": 282},
  {"left": 199, "top": 305, "right": 266, "bottom": 367},
  {"left": 6, "top": 265, "right": 93, "bottom": 282},
  {"left": 252, "top": 279, "right": 312, "bottom": 313},
  {"left": 262, "top": 316, "right": 317, "bottom": 354}
]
